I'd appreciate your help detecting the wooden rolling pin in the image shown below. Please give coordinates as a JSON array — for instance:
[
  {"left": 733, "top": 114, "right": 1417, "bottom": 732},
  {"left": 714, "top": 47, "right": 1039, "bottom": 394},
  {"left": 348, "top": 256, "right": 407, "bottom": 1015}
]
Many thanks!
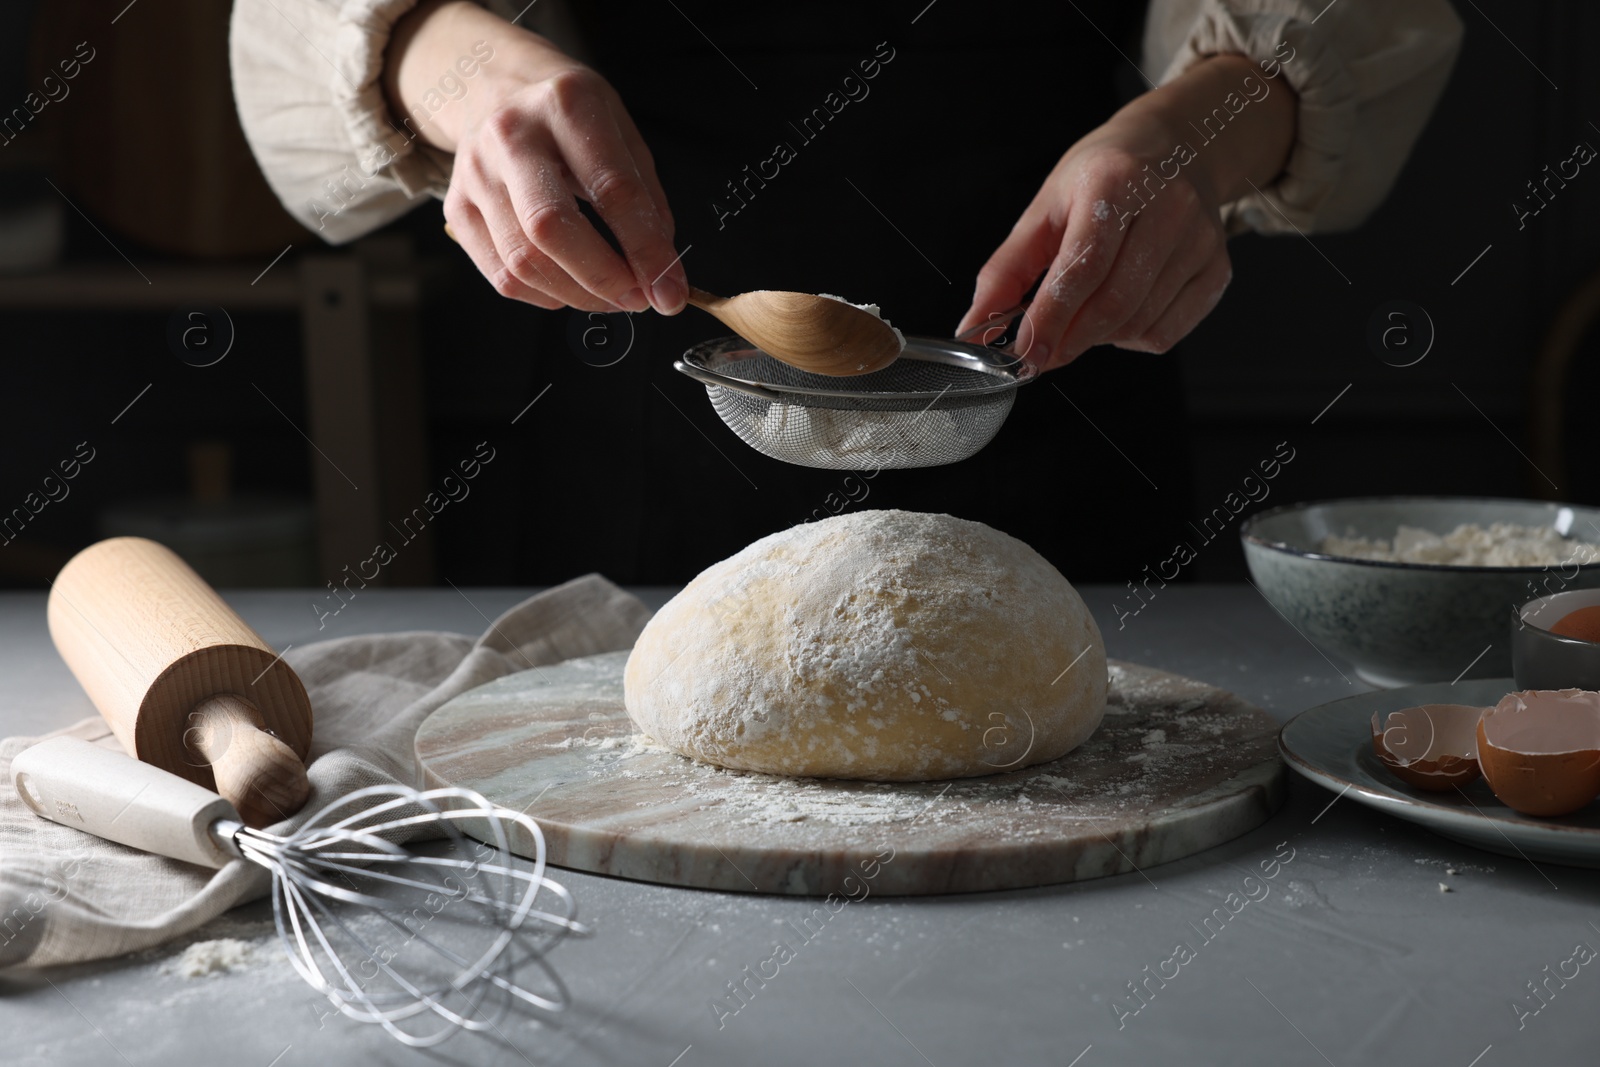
[{"left": 46, "top": 537, "right": 313, "bottom": 828}]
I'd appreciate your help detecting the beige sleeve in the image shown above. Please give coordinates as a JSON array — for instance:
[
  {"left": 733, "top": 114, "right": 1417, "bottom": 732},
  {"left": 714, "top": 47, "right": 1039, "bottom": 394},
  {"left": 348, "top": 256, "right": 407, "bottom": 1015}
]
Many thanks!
[
  {"left": 1143, "top": 0, "right": 1463, "bottom": 234},
  {"left": 228, "top": 0, "right": 583, "bottom": 244}
]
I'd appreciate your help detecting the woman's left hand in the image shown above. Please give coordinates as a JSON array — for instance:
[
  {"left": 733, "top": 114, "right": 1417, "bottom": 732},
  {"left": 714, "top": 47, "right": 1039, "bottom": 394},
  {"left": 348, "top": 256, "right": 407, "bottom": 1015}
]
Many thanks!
[{"left": 956, "top": 55, "right": 1296, "bottom": 372}]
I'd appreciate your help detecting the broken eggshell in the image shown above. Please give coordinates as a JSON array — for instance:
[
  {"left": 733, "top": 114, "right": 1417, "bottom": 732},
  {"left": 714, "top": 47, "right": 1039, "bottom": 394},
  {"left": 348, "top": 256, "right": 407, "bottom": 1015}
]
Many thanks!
[
  {"left": 1370, "top": 703, "right": 1485, "bottom": 790},
  {"left": 1476, "top": 689, "right": 1600, "bottom": 817}
]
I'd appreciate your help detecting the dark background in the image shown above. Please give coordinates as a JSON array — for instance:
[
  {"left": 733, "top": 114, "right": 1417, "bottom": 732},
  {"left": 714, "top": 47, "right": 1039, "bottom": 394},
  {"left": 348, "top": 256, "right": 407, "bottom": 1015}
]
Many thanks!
[{"left": 0, "top": 0, "right": 1595, "bottom": 592}]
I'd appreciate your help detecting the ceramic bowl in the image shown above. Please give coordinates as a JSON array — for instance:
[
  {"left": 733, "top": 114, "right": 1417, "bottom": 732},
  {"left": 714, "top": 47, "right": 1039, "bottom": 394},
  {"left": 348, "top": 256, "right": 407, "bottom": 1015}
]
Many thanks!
[
  {"left": 1513, "top": 588, "right": 1600, "bottom": 690},
  {"left": 1240, "top": 497, "right": 1600, "bottom": 688}
]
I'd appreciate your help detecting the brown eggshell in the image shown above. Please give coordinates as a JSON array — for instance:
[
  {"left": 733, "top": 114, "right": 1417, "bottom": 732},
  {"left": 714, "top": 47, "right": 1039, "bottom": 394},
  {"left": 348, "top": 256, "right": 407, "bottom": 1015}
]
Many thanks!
[
  {"left": 1370, "top": 704, "right": 1485, "bottom": 790},
  {"left": 1476, "top": 689, "right": 1600, "bottom": 817}
]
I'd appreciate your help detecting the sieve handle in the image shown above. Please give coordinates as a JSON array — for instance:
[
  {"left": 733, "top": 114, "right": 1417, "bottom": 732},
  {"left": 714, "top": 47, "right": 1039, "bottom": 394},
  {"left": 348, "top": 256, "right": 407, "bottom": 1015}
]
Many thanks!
[
  {"left": 10, "top": 737, "right": 238, "bottom": 869},
  {"left": 954, "top": 302, "right": 1029, "bottom": 344}
]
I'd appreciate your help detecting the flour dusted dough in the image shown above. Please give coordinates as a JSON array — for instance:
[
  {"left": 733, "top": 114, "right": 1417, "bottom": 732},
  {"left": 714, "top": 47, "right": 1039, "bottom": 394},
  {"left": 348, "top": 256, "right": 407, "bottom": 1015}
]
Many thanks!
[{"left": 623, "top": 510, "right": 1107, "bottom": 780}]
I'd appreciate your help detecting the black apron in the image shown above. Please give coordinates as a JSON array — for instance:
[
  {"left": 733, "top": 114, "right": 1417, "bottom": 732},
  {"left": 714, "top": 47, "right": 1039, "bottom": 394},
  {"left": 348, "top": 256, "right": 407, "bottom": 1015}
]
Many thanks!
[{"left": 514, "top": 1, "right": 1191, "bottom": 584}]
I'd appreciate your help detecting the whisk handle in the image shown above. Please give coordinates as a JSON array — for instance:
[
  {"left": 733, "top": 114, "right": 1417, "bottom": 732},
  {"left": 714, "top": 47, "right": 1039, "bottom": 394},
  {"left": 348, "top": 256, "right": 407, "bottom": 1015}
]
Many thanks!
[{"left": 10, "top": 737, "right": 239, "bottom": 869}]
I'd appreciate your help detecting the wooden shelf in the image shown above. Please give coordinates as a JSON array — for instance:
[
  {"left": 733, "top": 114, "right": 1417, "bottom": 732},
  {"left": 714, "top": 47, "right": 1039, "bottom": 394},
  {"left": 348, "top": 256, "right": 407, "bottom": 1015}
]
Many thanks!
[
  {"left": 0, "top": 262, "right": 419, "bottom": 309},
  {"left": 2, "top": 239, "right": 443, "bottom": 585}
]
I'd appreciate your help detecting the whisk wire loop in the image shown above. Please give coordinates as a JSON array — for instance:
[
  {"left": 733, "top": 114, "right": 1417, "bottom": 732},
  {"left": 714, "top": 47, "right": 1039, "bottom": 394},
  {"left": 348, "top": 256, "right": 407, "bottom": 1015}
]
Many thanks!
[{"left": 231, "top": 782, "right": 583, "bottom": 1048}]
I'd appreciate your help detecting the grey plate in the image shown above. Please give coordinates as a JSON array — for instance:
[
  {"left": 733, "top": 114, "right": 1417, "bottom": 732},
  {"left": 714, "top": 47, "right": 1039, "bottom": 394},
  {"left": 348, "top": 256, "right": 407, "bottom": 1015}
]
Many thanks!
[{"left": 1279, "top": 677, "right": 1600, "bottom": 868}]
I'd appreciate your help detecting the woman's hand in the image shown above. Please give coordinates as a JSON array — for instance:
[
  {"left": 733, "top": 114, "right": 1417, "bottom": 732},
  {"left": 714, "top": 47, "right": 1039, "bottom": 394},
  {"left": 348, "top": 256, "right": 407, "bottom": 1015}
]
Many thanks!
[
  {"left": 957, "top": 55, "right": 1296, "bottom": 371},
  {"left": 385, "top": 1, "right": 685, "bottom": 314}
]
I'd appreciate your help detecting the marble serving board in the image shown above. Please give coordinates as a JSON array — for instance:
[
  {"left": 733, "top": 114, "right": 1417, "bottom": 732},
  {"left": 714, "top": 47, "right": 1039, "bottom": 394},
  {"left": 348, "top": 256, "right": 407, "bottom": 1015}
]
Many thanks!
[{"left": 414, "top": 651, "right": 1285, "bottom": 896}]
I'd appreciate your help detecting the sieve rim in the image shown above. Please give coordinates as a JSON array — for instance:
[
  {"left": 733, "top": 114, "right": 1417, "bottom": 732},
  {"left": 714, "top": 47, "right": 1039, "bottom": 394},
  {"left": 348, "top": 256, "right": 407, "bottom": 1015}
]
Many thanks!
[{"left": 674, "top": 335, "right": 1035, "bottom": 403}]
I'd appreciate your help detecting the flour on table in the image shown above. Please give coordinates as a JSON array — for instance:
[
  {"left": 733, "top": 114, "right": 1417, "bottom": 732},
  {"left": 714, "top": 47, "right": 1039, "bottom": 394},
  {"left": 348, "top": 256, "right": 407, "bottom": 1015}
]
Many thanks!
[
  {"left": 164, "top": 938, "right": 257, "bottom": 978},
  {"left": 1412, "top": 857, "right": 1495, "bottom": 874}
]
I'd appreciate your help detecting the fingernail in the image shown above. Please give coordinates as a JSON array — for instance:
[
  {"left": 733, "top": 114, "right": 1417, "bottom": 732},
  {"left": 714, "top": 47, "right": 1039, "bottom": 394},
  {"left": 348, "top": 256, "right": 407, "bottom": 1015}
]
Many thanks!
[
  {"left": 619, "top": 287, "right": 649, "bottom": 313},
  {"left": 652, "top": 275, "right": 686, "bottom": 314},
  {"left": 1015, "top": 318, "right": 1044, "bottom": 359}
]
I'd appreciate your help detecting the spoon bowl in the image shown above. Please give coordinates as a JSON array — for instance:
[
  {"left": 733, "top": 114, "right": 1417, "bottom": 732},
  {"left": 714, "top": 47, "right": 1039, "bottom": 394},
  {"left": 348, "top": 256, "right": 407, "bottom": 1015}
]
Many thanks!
[{"left": 687, "top": 286, "right": 904, "bottom": 376}]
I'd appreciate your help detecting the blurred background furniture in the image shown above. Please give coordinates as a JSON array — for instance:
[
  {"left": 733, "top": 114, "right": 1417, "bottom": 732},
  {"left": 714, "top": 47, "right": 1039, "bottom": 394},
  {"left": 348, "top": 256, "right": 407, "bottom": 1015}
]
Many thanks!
[
  {"left": 0, "top": 0, "right": 439, "bottom": 587},
  {"left": 1530, "top": 266, "right": 1600, "bottom": 505},
  {"left": 0, "top": 241, "right": 438, "bottom": 585},
  {"left": 1, "top": 0, "right": 1597, "bottom": 589}
]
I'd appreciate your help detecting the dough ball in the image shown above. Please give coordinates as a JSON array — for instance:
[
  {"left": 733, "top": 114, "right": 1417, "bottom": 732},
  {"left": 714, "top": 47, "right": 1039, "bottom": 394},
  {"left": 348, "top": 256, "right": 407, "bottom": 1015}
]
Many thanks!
[{"left": 623, "top": 509, "right": 1106, "bottom": 780}]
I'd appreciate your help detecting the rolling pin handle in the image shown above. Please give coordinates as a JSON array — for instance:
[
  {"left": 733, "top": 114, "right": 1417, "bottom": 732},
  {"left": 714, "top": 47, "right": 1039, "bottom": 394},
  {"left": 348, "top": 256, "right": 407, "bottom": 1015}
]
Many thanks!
[{"left": 185, "top": 694, "right": 310, "bottom": 829}]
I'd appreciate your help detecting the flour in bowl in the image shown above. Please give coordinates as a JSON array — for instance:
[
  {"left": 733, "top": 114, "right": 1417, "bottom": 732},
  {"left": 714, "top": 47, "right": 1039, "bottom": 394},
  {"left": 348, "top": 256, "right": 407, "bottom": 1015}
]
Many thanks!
[{"left": 1320, "top": 522, "right": 1600, "bottom": 567}]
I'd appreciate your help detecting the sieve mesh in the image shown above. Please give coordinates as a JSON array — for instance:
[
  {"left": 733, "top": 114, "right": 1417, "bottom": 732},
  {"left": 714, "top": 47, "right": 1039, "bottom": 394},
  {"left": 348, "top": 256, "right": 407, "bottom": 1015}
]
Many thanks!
[{"left": 677, "top": 336, "right": 1033, "bottom": 470}]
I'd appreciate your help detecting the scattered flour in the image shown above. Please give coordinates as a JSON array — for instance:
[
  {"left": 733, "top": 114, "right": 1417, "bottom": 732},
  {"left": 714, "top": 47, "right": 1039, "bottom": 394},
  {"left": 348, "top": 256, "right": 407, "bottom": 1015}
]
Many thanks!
[
  {"left": 1412, "top": 857, "right": 1495, "bottom": 874},
  {"left": 547, "top": 734, "right": 631, "bottom": 751},
  {"left": 165, "top": 938, "right": 257, "bottom": 978},
  {"left": 1319, "top": 523, "right": 1600, "bottom": 567},
  {"left": 1277, "top": 879, "right": 1333, "bottom": 910}
]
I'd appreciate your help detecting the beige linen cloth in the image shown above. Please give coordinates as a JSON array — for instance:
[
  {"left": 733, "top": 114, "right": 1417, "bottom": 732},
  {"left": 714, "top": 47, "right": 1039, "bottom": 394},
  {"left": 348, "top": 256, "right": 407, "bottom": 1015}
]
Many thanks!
[
  {"left": 0, "top": 575, "right": 652, "bottom": 969},
  {"left": 229, "top": 0, "right": 1461, "bottom": 244}
]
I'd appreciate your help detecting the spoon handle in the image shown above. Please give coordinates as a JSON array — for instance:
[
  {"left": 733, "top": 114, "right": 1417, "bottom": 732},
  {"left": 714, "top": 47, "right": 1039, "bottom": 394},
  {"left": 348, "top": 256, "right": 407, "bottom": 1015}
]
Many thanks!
[{"left": 685, "top": 285, "right": 723, "bottom": 311}]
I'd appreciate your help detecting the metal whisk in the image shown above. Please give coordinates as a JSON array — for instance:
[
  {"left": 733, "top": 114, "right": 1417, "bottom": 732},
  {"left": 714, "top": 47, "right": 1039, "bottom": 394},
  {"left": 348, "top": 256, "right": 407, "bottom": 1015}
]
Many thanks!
[
  {"left": 11, "top": 737, "right": 587, "bottom": 1048},
  {"left": 243, "top": 783, "right": 586, "bottom": 1046}
]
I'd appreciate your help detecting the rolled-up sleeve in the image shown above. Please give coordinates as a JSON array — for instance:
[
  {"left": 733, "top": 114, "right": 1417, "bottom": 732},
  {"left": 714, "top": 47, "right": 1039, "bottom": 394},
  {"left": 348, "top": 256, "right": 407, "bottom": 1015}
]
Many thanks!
[
  {"left": 229, "top": 0, "right": 581, "bottom": 243},
  {"left": 1144, "top": 0, "right": 1463, "bottom": 234},
  {"left": 229, "top": 0, "right": 445, "bottom": 243}
]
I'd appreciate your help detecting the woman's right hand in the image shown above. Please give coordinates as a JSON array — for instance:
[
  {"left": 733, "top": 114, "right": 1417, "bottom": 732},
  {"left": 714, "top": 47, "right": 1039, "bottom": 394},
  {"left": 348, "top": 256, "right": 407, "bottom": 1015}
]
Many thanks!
[{"left": 385, "top": 1, "right": 685, "bottom": 314}]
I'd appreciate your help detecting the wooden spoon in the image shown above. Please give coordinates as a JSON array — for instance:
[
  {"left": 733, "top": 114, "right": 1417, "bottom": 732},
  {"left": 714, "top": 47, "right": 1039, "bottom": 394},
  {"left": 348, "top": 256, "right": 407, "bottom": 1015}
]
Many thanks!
[
  {"left": 440, "top": 223, "right": 902, "bottom": 375},
  {"left": 685, "top": 286, "right": 903, "bottom": 376}
]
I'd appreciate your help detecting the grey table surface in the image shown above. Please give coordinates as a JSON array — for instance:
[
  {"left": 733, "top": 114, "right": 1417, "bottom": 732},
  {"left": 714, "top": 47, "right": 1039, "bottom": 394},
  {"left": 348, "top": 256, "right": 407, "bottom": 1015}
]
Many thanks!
[{"left": 0, "top": 585, "right": 1590, "bottom": 1067}]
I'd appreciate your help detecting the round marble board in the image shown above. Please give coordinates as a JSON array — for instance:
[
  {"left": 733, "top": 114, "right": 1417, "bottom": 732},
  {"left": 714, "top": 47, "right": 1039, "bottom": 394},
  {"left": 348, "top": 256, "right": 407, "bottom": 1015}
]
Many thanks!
[{"left": 414, "top": 651, "right": 1286, "bottom": 896}]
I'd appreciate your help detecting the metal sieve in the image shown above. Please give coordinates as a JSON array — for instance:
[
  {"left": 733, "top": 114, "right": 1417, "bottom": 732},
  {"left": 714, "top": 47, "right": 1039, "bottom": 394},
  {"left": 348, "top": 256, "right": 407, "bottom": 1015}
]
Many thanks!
[{"left": 675, "top": 335, "right": 1036, "bottom": 469}]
